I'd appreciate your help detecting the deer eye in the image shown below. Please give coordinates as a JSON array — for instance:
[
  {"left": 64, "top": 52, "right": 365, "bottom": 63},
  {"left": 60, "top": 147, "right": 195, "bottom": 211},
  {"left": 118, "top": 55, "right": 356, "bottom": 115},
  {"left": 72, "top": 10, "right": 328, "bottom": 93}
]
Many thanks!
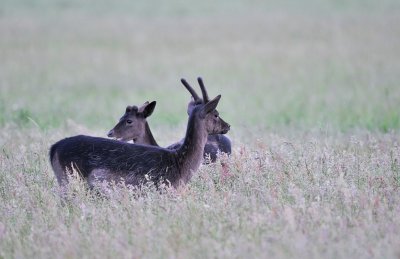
[{"left": 126, "top": 120, "right": 133, "bottom": 124}]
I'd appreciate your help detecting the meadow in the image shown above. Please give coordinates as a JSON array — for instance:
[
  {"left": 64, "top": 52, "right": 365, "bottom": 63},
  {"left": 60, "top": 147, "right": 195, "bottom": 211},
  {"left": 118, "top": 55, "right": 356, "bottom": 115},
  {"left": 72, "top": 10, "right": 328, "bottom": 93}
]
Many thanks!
[{"left": 1, "top": 0, "right": 400, "bottom": 258}]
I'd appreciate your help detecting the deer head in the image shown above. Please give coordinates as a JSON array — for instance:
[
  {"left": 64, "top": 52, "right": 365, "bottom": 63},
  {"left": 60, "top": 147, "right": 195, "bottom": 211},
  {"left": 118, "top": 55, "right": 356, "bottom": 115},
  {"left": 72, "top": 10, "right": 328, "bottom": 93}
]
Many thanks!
[{"left": 107, "top": 101, "right": 156, "bottom": 142}]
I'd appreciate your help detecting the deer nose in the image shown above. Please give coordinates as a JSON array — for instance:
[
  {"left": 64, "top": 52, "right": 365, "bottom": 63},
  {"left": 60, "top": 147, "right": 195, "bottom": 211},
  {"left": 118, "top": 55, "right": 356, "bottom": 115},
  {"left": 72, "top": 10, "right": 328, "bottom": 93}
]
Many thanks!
[
  {"left": 222, "top": 123, "right": 231, "bottom": 134},
  {"left": 107, "top": 130, "right": 114, "bottom": 138}
]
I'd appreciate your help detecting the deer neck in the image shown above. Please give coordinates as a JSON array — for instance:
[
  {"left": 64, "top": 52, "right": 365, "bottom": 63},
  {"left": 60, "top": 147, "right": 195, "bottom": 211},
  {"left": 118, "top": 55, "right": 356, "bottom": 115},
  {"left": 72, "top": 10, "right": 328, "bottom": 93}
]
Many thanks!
[
  {"left": 136, "top": 122, "right": 159, "bottom": 146},
  {"left": 176, "top": 114, "right": 208, "bottom": 180}
]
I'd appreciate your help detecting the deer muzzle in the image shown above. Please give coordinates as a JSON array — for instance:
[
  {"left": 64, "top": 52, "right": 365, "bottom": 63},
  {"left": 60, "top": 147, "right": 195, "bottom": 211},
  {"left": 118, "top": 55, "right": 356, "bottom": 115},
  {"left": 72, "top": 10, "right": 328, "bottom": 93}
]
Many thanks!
[{"left": 107, "top": 129, "right": 115, "bottom": 138}]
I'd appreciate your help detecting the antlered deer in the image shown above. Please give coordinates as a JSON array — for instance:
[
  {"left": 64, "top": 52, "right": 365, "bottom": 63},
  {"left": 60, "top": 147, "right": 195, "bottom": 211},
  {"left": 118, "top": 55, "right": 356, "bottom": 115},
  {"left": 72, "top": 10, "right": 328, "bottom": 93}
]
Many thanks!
[{"left": 49, "top": 78, "right": 230, "bottom": 189}]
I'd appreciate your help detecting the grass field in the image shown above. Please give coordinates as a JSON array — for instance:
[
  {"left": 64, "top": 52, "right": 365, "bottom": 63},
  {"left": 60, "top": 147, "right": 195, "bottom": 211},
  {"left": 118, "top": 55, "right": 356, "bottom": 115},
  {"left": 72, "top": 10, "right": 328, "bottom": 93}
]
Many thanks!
[{"left": 1, "top": 0, "right": 400, "bottom": 258}]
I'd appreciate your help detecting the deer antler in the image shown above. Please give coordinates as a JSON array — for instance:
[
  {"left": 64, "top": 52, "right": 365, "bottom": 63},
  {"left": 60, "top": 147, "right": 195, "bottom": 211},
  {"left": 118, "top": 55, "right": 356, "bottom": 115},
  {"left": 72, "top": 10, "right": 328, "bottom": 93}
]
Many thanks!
[
  {"left": 197, "top": 77, "right": 209, "bottom": 103},
  {"left": 181, "top": 78, "right": 201, "bottom": 101}
]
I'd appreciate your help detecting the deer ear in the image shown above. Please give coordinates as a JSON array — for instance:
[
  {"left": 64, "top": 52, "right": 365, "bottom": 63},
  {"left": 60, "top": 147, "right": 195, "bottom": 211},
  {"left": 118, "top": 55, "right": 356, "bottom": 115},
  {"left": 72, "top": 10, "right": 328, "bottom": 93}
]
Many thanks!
[
  {"left": 143, "top": 101, "right": 156, "bottom": 118},
  {"left": 137, "top": 101, "right": 150, "bottom": 113},
  {"left": 201, "top": 95, "right": 221, "bottom": 116}
]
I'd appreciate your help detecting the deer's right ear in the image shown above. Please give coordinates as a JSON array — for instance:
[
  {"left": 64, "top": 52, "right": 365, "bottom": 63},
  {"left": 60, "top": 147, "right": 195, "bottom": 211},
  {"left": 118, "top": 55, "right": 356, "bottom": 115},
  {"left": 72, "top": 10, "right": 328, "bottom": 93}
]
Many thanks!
[
  {"left": 202, "top": 95, "right": 221, "bottom": 116},
  {"left": 143, "top": 101, "right": 156, "bottom": 118}
]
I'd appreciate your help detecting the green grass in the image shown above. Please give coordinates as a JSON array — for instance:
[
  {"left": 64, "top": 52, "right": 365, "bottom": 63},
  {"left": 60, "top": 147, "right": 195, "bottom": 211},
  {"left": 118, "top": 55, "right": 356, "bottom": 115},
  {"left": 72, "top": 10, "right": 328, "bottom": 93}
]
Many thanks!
[
  {"left": 1, "top": 0, "right": 400, "bottom": 258},
  {"left": 0, "top": 2, "right": 399, "bottom": 131}
]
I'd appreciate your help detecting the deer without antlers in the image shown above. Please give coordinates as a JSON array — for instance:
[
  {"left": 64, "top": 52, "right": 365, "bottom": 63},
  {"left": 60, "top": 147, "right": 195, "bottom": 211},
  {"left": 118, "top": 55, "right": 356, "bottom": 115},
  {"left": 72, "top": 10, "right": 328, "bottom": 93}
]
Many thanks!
[
  {"left": 49, "top": 78, "right": 230, "bottom": 189},
  {"left": 107, "top": 78, "right": 231, "bottom": 163},
  {"left": 107, "top": 101, "right": 158, "bottom": 146}
]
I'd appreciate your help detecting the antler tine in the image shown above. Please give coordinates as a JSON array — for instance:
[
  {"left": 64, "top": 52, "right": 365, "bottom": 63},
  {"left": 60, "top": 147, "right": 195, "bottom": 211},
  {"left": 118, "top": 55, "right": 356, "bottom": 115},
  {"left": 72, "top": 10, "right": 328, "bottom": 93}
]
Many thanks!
[
  {"left": 181, "top": 78, "right": 200, "bottom": 101},
  {"left": 197, "top": 77, "right": 209, "bottom": 102}
]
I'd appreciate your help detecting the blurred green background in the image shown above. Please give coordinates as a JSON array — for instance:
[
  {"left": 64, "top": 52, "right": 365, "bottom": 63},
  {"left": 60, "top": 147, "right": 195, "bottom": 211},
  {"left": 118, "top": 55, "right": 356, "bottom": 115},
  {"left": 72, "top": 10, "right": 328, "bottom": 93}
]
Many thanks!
[{"left": 0, "top": 0, "right": 399, "bottom": 134}]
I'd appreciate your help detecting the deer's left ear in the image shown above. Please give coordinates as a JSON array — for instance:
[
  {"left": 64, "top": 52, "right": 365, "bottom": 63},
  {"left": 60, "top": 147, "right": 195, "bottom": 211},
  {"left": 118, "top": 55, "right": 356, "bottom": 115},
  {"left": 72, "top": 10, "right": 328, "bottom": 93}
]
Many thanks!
[
  {"left": 137, "top": 101, "right": 150, "bottom": 113},
  {"left": 200, "top": 95, "right": 221, "bottom": 117},
  {"left": 142, "top": 101, "right": 156, "bottom": 118}
]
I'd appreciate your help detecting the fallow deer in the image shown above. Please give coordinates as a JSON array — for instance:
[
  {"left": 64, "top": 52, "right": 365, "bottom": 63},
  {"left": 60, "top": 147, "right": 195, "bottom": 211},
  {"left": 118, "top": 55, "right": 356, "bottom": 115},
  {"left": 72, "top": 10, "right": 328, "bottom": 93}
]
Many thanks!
[
  {"left": 49, "top": 78, "right": 230, "bottom": 189},
  {"left": 168, "top": 78, "right": 232, "bottom": 162}
]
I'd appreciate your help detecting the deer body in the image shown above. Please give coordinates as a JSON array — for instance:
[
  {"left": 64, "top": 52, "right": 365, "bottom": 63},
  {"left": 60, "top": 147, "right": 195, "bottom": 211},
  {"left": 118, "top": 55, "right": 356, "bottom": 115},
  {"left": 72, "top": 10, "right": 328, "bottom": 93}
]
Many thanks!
[
  {"left": 204, "top": 134, "right": 231, "bottom": 162},
  {"left": 50, "top": 78, "right": 230, "bottom": 188},
  {"left": 165, "top": 135, "right": 230, "bottom": 163},
  {"left": 51, "top": 112, "right": 206, "bottom": 188}
]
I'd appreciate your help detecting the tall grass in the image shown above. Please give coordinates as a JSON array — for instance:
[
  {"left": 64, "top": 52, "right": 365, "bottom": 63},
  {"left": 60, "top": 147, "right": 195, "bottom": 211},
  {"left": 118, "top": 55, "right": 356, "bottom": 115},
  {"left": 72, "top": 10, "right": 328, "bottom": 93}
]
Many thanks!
[{"left": 1, "top": 128, "right": 400, "bottom": 258}]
